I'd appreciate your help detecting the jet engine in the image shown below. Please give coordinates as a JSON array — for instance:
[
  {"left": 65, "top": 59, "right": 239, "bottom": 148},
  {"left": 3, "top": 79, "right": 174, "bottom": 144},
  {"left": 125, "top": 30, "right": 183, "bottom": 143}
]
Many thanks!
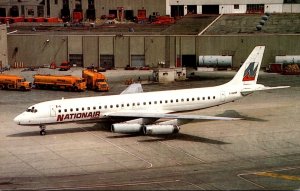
[
  {"left": 143, "top": 125, "right": 180, "bottom": 135},
  {"left": 111, "top": 123, "right": 142, "bottom": 134}
]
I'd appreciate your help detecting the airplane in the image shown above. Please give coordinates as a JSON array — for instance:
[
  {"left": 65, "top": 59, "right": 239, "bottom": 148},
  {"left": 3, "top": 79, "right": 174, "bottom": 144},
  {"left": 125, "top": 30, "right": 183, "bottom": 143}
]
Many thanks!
[{"left": 14, "top": 46, "right": 289, "bottom": 136}]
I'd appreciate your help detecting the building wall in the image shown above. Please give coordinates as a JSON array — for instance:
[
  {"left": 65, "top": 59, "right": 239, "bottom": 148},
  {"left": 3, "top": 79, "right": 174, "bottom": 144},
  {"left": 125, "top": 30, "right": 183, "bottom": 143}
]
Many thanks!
[
  {"left": 7, "top": 34, "right": 300, "bottom": 69},
  {"left": 94, "top": 0, "right": 166, "bottom": 19},
  {"left": 0, "top": 0, "right": 45, "bottom": 17},
  {"left": 197, "top": 35, "right": 300, "bottom": 67},
  {"left": 83, "top": 36, "right": 99, "bottom": 67},
  {"left": 7, "top": 35, "right": 67, "bottom": 67},
  {"left": 0, "top": 25, "right": 8, "bottom": 67},
  {"left": 2, "top": 0, "right": 300, "bottom": 19},
  {"left": 282, "top": 4, "right": 300, "bottom": 13}
]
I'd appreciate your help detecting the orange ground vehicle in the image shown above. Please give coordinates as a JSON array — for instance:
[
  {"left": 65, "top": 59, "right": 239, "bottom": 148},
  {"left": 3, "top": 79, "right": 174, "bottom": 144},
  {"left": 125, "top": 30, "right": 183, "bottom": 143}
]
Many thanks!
[
  {"left": 33, "top": 74, "right": 86, "bottom": 91},
  {"left": 0, "top": 74, "right": 31, "bottom": 91},
  {"left": 82, "top": 69, "right": 109, "bottom": 91}
]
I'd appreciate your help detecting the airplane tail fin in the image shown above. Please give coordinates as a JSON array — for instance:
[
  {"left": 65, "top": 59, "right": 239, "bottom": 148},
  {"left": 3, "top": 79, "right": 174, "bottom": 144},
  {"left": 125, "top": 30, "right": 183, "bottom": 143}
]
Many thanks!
[
  {"left": 228, "top": 46, "right": 265, "bottom": 86},
  {"left": 227, "top": 46, "right": 290, "bottom": 93}
]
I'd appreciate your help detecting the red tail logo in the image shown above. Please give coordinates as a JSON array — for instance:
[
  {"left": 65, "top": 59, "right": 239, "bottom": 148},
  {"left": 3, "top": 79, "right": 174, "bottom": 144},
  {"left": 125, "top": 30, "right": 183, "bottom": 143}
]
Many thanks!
[{"left": 243, "top": 62, "right": 258, "bottom": 81}]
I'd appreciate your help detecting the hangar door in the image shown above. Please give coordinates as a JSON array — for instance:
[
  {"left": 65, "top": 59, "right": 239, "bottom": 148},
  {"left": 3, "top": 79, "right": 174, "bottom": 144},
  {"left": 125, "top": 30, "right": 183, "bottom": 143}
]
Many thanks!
[
  {"left": 171, "top": 5, "right": 184, "bottom": 17},
  {"left": 187, "top": 5, "right": 197, "bottom": 14},
  {"left": 0, "top": 8, "right": 6, "bottom": 17},
  {"left": 69, "top": 54, "right": 83, "bottom": 67},
  {"left": 182, "top": 55, "right": 197, "bottom": 68},
  {"left": 202, "top": 5, "right": 219, "bottom": 14},
  {"left": 131, "top": 55, "right": 145, "bottom": 68},
  {"left": 100, "top": 55, "right": 114, "bottom": 69}
]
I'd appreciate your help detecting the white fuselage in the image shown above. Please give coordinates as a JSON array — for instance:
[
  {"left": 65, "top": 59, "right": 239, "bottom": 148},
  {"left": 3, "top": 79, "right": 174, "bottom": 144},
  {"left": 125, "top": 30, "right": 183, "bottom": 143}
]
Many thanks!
[{"left": 14, "top": 83, "right": 243, "bottom": 126}]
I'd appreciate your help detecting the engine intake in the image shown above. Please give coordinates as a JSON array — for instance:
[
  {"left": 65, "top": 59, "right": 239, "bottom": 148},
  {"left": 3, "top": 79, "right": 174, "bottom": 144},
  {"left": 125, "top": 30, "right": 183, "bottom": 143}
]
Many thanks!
[{"left": 143, "top": 125, "right": 180, "bottom": 135}]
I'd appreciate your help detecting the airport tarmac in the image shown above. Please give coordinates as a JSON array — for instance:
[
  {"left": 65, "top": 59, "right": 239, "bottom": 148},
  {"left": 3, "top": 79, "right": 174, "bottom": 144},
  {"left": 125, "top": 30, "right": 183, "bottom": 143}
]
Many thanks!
[{"left": 0, "top": 69, "right": 300, "bottom": 190}]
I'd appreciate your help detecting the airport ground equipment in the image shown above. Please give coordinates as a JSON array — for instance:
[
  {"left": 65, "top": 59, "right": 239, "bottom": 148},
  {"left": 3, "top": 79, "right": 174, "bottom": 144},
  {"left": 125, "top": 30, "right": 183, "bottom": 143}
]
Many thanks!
[
  {"left": 0, "top": 74, "right": 31, "bottom": 91},
  {"left": 33, "top": 74, "right": 86, "bottom": 91},
  {"left": 82, "top": 69, "right": 109, "bottom": 91}
]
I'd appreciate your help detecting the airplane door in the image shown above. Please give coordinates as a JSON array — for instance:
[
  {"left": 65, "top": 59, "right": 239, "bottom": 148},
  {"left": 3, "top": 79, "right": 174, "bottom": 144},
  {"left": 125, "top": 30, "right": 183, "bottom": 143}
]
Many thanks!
[
  {"left": 50, "top": 105, "right": 57, "bottom": 117},
  {"left": 220, "top": 91, "right": 226, "bottom": 102}
]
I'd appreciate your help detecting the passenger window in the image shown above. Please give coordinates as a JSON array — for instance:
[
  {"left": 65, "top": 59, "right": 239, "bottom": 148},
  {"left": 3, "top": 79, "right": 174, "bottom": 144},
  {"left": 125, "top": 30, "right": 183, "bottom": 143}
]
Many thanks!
[
  {"left": 154, "top": 101, "right": 157, "bottom": 104},
  {"left": 110, "top": 105, "right": 113, "bottom": 108},
  {"left": 165, "top": 100, "right": 168, "bottom": 104},
  {"left": 187, "top": 98, "right": 189, "bottom": 101},
  {"left": 93, "top": 106, "right": 96, "bottom": 110},
  {"left": 116, "top": 104, "right": 119, "bottom": 108},
  {"left": 170, "top": 100, "right": 173, "bottom": 103},
  {"left": 127, "top": 103, "right": 130, "bottom": 107},
  {"left": 181, "top": 99, "right": 184, "bottom": 102},
  {"left": 132, "top": 103, "right": 135, "bottom": 106},
  {"left": 76, "top": 108, "right": 79, "bottom": 111},
  {"left": 197, "top": 97, "right": 200, "bottom": 100},
  {"left": 213, "top": 96, "right": 216, "bottom": 99},
  {"left": 176, "top": 99, "right": 178, "bottom": 102},
  {"left": 99, "top": 106, "right": 101, "bottom": 109},
  {"left": 160, "top": 101, "right": 162, "bottom": 104},
  {"left": 105, "top": 105, "right": 107, "bottom": 109},
  {"left": 121, "top": 104, "right": 124, "bottom": 107},
  {"left": 149, "top": 102, "right": 151, "bottom": 105},
  {"left": 70, "top": 108, "right": 73, "bottom": 112},
  {"left": 192, "top": 98, "right": 194, "bottom": 101},
  {"left": 82, "top": 107, "right": 84, "bottom": 111},
  {"left": 58, "top": 109, "right": 61, "bottom": 113},
  {"left": 208, "top": 96, "right": 210, "bottom": 100},
  {"left": 87, "top": 107, "right": 90, "bottom": 110},
  {"left": 202, "top": 97, "right": 205, "bottom": 100}
]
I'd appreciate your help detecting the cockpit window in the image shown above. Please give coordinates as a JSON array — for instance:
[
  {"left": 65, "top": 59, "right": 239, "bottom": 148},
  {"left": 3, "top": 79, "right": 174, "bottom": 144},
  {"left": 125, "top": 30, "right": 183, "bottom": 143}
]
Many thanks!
[{"left": 26, "top": 107, "right": 37, "bottom": 113}]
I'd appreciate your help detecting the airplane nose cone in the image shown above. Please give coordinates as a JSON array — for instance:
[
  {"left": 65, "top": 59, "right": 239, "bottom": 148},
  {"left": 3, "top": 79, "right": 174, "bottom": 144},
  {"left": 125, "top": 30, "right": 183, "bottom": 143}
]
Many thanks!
[{"left": 14, "top": 114, "right": 22, "bottom": 125}]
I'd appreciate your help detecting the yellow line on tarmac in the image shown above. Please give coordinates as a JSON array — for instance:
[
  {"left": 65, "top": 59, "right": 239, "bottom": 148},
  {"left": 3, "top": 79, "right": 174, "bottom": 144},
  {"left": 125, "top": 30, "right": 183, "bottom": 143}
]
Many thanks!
[{"left": 256, "top": 172, "right": 300, "bottom": 181}]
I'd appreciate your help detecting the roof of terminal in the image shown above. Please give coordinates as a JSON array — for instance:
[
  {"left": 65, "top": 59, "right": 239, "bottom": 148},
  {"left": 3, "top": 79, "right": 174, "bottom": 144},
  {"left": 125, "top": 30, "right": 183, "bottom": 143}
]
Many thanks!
[{"left": 5, "top": 14, "right": 300, "bottom": 36}]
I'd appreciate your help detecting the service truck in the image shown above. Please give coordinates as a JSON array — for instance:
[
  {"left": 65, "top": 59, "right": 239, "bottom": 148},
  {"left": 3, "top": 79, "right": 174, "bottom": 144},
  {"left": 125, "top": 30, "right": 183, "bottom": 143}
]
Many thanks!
[
  {"left": 33, "top": 74, "right": 86, "bottom": 91},
  {"left": 82, "top": 69, "right": 109, "bottom": 91},
  {"left": 0, "top": 74, "right": 31, "bottom": 91}
]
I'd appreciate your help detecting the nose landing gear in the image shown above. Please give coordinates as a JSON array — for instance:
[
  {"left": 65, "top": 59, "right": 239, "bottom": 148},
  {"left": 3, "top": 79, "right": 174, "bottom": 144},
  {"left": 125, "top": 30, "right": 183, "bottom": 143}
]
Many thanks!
[{"left": 39, "top": 125, "right": 46, "bottom": 136}]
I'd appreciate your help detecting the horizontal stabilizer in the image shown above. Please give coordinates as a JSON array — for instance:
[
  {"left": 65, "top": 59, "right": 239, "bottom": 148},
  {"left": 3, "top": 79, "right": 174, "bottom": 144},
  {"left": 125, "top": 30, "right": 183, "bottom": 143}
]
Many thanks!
[{"left": 241, "top": 84, "right": 290, "bottom": 95}]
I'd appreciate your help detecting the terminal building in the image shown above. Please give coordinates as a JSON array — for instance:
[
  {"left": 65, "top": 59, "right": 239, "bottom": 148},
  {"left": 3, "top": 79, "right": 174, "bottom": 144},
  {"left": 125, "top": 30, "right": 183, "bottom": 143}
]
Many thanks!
[
  {"left": 1, "top": 0, "right": 300, "bottom": 69},
  {"left": 0, "top": 0, "right": 300, "bottom": 20}
]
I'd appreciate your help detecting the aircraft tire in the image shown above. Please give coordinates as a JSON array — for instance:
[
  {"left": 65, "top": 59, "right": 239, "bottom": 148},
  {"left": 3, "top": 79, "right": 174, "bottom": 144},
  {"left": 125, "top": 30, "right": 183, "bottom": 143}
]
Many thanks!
[{"left": 40, "top": 130, "right": 46, "bottom": 136}]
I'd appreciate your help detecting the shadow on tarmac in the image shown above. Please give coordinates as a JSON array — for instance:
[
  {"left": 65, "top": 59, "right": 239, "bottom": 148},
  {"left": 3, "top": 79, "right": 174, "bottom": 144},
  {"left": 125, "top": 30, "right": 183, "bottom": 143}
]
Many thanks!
[
  {"left": 217, "top": 110, "right": 268, "bottom": 122},
  {"left": 107, "top": 134, "right": 229, "bottom": 144}
]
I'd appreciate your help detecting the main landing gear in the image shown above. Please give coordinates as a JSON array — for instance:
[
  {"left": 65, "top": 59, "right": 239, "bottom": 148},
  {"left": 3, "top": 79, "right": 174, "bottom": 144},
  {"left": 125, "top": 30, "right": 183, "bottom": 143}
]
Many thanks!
[{"left": 39, "top": 125, "right": 46, "bottom": 136}]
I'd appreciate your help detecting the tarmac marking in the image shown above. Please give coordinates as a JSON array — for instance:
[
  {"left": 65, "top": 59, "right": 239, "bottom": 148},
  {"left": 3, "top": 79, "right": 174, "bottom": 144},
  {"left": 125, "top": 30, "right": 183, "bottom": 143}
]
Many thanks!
[
  {"left": 256, "top": 172, "right": 300, "bottom": 181},
  {"left": 23, "top": 179, "right": 182, "bottom": 190},
  {"left": 79, "top": 127, "right": 153, "bottom": 168},
  {"left": 158, "top": 141, "right": 206, "bottom": 163},
  {"left": 237, "top": 166, "right": 300, "bottom": 189}
]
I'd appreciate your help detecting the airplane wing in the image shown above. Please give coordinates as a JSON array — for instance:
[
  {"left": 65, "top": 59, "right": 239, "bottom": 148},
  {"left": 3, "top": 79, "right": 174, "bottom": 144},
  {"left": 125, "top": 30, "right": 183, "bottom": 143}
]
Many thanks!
[
  {"left": 120, "top": 83, "right": 143, "bottom": 94},
  {"left": 105, "top": 111, "right": 241, "bottom": 121}
]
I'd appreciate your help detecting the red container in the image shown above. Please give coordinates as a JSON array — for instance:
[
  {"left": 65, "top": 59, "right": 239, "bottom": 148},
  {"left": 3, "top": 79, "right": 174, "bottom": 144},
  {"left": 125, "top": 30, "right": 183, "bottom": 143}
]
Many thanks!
[
  {"left": 25, "top": 17, "right": 34, "bottom": 22},
  {"left": 73, "top": 12, "right": 83, "bottom": 22},
  {"left": 0, "top": 17, "right": 11, "bottom": 23},
  {"left": 45, "top": 17, "right": 59, "bottom": 23},
  {"left": 10, "top": 17, "right": 24, "bottom": 23},
  {"left": 33, "top": 17, "right": 45, "bottom": 22},
  {"left": 269, "top": 63, "right": 283, "bottom": 73}
]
